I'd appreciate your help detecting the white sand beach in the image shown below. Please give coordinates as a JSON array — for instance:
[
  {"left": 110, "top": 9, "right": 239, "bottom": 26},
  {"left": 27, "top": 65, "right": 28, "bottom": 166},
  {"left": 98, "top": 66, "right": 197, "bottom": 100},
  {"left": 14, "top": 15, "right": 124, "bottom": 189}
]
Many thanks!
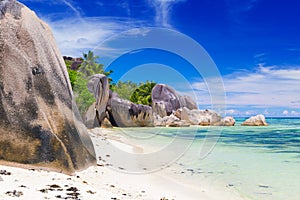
[{"left": 0, "top": 128, "right": 248, "bottom": 200}]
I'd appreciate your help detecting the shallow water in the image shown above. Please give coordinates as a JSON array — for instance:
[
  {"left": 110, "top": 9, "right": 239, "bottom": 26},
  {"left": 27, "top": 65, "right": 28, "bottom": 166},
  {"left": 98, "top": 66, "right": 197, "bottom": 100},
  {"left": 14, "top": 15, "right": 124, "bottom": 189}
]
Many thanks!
[{"left": 105, "top": 118, "right": 300, "bottom": 200}]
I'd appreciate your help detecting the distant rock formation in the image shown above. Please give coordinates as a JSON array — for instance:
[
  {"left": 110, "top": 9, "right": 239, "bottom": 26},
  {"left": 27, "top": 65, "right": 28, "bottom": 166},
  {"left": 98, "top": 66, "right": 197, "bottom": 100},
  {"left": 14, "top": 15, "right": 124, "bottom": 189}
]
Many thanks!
[
  {"left": 84, "top": 80, "right": 236, "bottom": 127},
  {"left": 87, "top": 74, "right": 109, "bottom": 127},
  {"left": 152, "top": 84, "right": 197, "bottom": 117},
  {"left": 63, "top": 56, "right": 83, "bottom": 70},
  {"left": 179, "top": 107, "right": 221, "bottom": 126},
  {"left": 241, "top": 114, "right": 268, "bottom": 126},
  {"left": 220, "top": 116, "right": 236, "bottom": 126},
  {"left": 107, "top": 92, "right": 154, "bottom": 127},
  {"left": 154, "top": 113, "right": 190, "bottom": 127},
  {"left": 0, "top": 0, "right": 96, "bottom": 174}
]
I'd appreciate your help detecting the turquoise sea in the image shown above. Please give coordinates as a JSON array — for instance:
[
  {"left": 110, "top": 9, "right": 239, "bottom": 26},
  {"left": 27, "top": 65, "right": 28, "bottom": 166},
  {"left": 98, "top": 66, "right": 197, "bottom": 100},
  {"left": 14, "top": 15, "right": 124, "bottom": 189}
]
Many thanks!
[{"left": 104, "top": 118, "right": 300, "bottom": 200}]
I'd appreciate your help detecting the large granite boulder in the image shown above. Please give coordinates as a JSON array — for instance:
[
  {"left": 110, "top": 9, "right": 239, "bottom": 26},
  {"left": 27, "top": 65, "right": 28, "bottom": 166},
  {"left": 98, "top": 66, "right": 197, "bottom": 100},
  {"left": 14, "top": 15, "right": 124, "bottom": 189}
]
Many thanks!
[
  {"left": 86, "top": 74, "right": 109, "bottom": 127},
  {"left": 107, "top": 93, "right": 154, "bottom": 127},
  {"left": 180, "top": 107, "right": 222, "bottom": 126},
  {"left": 0, "top": 0, "right": 96, "bottom": 174},
  {"left": 152, "top": 84, "right": 180, "bottom": 117},
  {"left": 179, "top": 95, "right": 198, "bottom": 110},
  {"left": 241, "top": 114, "right": 268, "bottom": 126},
  {"left": 152, "top": 84, "right": 197, "bottom": 117}
]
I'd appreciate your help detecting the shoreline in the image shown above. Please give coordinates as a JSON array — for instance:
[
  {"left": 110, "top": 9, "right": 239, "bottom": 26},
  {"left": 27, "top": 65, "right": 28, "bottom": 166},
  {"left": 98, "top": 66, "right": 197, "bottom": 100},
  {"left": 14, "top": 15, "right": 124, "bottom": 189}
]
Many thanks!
[{"left": 0, "top": 128, "right": 248, "bottom": 200}]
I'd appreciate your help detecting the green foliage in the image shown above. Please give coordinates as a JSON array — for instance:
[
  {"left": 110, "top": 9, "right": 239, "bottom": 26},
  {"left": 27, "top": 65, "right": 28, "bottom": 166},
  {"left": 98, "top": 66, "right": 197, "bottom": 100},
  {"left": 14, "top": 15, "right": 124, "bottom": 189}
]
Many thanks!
[
  {"left": 110, "top": 81, "right": 138, "bottom": 100},
  {"left": 65, "top": 51, "right": 113, "bottom": 115},
  {"left": 130, "top": 81, "right": 156, "bottom": 106},
  {"left": 67, "top": 69, "right": 78, "bottom": 88},
  {"left": 72, "top": 73, "right": 95, "bottom": 114}
]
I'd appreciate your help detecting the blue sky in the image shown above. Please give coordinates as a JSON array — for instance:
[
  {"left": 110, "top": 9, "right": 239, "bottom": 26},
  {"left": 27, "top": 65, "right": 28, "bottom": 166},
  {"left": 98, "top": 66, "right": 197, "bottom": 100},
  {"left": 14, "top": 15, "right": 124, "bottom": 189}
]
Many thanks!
[{"left": 19, "top": 0, "right": 300, "bottom": 117}]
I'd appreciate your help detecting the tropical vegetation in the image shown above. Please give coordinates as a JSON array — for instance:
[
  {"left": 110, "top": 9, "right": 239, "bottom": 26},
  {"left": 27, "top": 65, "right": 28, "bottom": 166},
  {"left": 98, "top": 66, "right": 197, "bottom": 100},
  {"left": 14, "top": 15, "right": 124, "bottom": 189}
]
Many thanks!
[
  {"left": 129, "top": 81, "right": 156, "bottom": 106},
  {"left": 65, "top": 51, "right": 156, "bottom": 116}
]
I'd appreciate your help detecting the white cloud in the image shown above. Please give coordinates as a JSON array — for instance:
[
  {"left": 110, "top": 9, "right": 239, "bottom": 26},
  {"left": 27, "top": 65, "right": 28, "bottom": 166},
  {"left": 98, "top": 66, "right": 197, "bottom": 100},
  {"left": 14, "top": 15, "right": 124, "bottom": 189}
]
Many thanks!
[
  {"left": 43, "top": 17, "right": 145, "bottom": 57},
  {"left": 192, "top": 65, "right": 300, "bottom": 113},
  {"left": 291, "top": 110, "right": 300, "bottom": 116},
  {"left": 282, "top": 110, "right": 289, "bottom": 115},
  {"left": 147, "top": 0, "right": 186, "bottom": 27},
  {"left": 21, "top": 0, "right": 187, "bottom": 56},
  {"left": 226, "top": 109, "right": 239, "bottom": 115}
]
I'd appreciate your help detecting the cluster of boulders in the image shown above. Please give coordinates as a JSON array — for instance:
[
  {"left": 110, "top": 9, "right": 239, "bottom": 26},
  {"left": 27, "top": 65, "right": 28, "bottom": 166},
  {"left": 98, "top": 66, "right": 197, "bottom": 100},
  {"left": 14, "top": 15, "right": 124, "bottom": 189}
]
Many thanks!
[{"left": 84, "top": 74, "right": 268, "bottom": 128}]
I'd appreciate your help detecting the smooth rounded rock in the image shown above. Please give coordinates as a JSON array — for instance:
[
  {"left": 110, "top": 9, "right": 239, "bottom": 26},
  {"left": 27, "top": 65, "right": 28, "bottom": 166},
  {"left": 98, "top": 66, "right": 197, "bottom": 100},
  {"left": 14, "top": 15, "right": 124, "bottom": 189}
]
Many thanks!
[
  {"left": 241, "top": 114, "right": 268, "bottom": 126},
  {"left": 0, "top": 0, "right": 96, "bottom": 174}
]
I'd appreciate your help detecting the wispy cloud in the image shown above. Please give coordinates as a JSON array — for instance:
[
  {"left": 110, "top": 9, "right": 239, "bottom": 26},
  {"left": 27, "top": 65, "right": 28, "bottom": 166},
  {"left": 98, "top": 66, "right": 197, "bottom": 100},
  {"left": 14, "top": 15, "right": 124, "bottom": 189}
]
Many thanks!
[
  {"left": 43, "top": 16, "right": 145, "bottom": 56},
  {"left": 226, "top": 0, "right": 259, "bottom": 23},
  {"left": 192, "top": 65, "right": 300, "bottom": 116},
  {"left": 60, "top": 0, "right": 82, "bottom": 19},
  {"left": 226, "top": 0, "right": 259, "bottom": 12},
  {"left": 146, "top": 0, "right": 186, "bottom": 27},
  {"left": 22, "top": 0, "right": 185, "bottom": 56}
]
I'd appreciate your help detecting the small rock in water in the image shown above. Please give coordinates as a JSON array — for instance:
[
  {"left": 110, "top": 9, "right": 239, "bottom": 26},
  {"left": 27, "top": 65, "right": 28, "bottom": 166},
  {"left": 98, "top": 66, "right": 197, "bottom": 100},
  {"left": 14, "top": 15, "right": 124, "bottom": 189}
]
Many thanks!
[{"left": 259, "top": 184, "right": 270, "bottom": 188}]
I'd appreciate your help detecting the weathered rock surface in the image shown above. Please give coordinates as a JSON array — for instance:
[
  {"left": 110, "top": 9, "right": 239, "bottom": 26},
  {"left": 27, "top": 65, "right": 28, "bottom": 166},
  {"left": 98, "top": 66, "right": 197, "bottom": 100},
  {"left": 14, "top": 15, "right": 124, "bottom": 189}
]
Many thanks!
[
  {"left": 152, "top": 84, "right": 180, "bottom": 117},
  {"left": 241, "top": 114, "right": 268, "bottom": 126},
  {"left": 214, "top": 116, "right": 236, "bottom": 126},
  {"left": 87, "top": 74, "right": 109, "bottom": 126},
  {"left": 221, "top": 116, "right": 236, "bottom": 126},
  {"left": 180, "top": 107, "right": 222, "bottom": 126},
  {"left": 179, "top": 95, "right": 198, "bottom": 110},
  {"left": 154, "top": 113, "right": 189, "bottom": 127},
  {"left": 108, "top": 94, "right": 154, "bottom": 127},
  {"left": 84, "top": 103, "right": 99, "bottom": 129},
  {"left": 0, "top": 0, "right": 96, "bottom": 174},
  {"left": 152, "top": 84, "right": 197, "bottom": 117}
]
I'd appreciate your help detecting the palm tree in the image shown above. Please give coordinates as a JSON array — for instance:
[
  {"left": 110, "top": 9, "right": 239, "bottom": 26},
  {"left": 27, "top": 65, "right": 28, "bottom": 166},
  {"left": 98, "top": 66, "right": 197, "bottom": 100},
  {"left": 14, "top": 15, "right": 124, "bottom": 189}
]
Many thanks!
[{"left": 79, "top": 51, "right": 105, "bottom": 77}]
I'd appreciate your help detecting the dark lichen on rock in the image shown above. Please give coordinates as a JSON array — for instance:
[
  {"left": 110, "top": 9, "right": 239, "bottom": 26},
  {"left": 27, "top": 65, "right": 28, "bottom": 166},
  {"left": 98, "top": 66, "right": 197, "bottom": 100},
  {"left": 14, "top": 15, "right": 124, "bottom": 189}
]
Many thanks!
[{"left": 0, "top": 0, "right": 96, "bottom": 174}]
